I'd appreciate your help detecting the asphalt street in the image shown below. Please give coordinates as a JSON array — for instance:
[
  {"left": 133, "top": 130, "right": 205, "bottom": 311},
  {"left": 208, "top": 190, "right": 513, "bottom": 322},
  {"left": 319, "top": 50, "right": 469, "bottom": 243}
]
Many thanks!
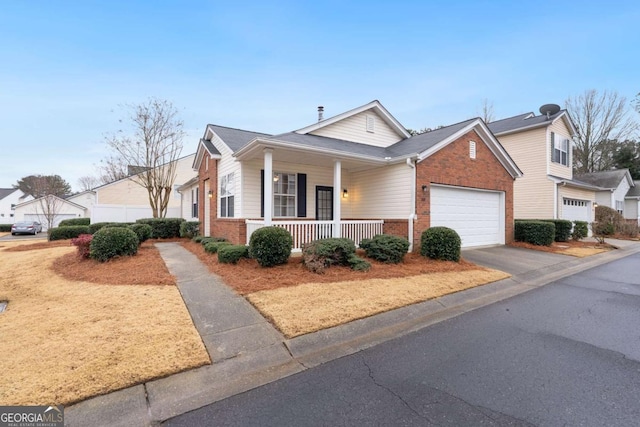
[{"left": 164, "top": 252, "right": 640, "bottom": 427}]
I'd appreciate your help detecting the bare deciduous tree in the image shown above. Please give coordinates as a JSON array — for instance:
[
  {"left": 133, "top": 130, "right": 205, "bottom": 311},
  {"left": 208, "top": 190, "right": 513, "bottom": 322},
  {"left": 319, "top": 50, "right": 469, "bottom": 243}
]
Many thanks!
[
  {"left": 104, "top": 98, "right": 185, "bottom": 217},
  {"left": 97, "top": 155, "right": 129, "bottom": 184},
  {"left": 77, "top": 175, "right": 100, "bottom": 191},
  {"left": 566, "top": 89, "right": 639, "bottom": 173},
  {"left": 478, "top": 98, "right": 495, "bottom": 123},
  {"left": 36, "top": 194, "right": 65, "bottom": 231}
]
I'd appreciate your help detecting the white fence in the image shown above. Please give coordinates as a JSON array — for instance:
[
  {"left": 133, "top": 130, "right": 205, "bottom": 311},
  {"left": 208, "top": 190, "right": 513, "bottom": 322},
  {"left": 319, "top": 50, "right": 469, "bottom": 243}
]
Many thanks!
[
  {"left": 246, "top": 219, "right": 384, "bottom": 251},
  {"left": 91, "top": 204, "right": 182, "bottom": 223}
]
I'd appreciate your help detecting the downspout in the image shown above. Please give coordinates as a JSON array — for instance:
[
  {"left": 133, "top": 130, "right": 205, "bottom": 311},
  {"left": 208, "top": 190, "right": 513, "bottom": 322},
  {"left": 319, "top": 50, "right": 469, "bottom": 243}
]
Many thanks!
[{"left": 406, "top": 157, "right": 417, "bottom": 252}]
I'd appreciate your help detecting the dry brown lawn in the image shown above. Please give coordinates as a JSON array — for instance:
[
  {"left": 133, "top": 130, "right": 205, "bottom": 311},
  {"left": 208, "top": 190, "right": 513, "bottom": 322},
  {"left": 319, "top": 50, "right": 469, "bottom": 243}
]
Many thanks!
[
  {"left": 248, "top": 269, "right": 510, "bottom": 337},
  {"left": 0, "top": 241, "right": 210, "bottom": 406},
  {"left": 510, "top": 240, "right": 615, "bottom": 257}
]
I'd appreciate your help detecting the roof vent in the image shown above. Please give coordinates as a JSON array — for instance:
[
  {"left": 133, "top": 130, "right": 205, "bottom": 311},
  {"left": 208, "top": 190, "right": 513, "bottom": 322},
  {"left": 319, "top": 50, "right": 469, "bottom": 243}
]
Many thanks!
[
  {"left": 318, "top": 106, "right": 324, "bottom": 122},
  {"left": 539, "top": 104, "right": 561, "bottom": 119}
]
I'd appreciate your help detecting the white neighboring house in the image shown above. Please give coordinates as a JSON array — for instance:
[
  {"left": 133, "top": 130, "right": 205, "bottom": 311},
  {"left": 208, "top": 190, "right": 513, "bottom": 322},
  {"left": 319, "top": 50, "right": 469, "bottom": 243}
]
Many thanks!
[
  {"left": 14, "top": 192, "right": 95, "bottom": 231},
  {"left": 0, "top": 188, "right": 32, "bottom": 223},
  {"left": 625, "top": 181, "right": 640, "bottom": 224},
  {"left": 573, "top": 169, "right": 634, "bottom": 216},
  {"left": 91, "top": 153, "right": 197, "bottom": 223}
]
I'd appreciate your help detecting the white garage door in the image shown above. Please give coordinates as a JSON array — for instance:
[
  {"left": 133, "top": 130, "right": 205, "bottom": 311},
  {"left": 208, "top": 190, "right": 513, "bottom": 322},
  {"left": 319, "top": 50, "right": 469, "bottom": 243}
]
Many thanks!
[
  {"left": 431, "top": 185, "right": 504, "bottom": 248},
  {"left": 561, "top": 198, "right": 590, "bottom": 222},
  {"left": 24, "top": 214, "right": 77, "bottom": 231}
]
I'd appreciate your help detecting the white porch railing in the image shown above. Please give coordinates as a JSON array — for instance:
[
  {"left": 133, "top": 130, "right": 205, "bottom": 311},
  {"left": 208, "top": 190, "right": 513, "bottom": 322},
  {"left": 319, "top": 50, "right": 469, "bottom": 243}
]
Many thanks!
[{"left": 246, "top": 219, "right": 384, "bottom": 251}]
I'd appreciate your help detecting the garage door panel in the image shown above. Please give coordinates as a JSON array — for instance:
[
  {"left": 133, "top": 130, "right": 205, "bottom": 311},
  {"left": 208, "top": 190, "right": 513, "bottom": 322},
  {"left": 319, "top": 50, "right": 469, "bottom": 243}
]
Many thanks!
[{"left": 431, "top": 186, "right": 503, "bottom": 248}]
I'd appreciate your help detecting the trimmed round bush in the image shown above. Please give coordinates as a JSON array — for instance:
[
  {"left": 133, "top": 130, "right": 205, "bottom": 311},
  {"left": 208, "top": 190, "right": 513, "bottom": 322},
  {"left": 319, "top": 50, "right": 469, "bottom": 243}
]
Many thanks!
[
  {"left": 58, "top": 218, "right": 90, "bottom": 227},
  {"left": 88, "top": 222, "right": 124, "bottom": 234},
  {"left": 572, "top": 221, "right": 588, "bottom": 241},
  {"left": 420, "top": 227, "right": 462, "bottom": 261},
  {"left": 359, "top": 234, "right": 410, "bottom": 263},
  {"left": 204, "top": 241, "right": 231, "bottom": 254},
  {"left": 48, "top": 225, "right": 90, "bottom": 241},
  {"left": 90, "top": 227, "right": 139, "bottom": 262},
  {"left": 514, "top": 221, "right": 555, "bottom": 246},
  {"left": 249, "top": 226, "right": 293, "bottom": 267},
  {"left": 218, "top": 245, "right": 249, "bottom": 264},
  {"left": 200, "top": 236, "right": 227, "bottom": 246},
  {"left": 180, "top": 221, "right": 200, "bottom": 238},
  {"left": 129, "top": 223, "right": 152, "bottom": 244},
  {"left": 348, "top": 253, "right": 371, "bottom": 272}
]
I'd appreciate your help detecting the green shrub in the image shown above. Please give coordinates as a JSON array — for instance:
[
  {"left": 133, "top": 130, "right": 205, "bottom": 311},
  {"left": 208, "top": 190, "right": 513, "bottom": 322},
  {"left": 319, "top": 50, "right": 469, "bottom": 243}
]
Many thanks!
[
  {"left": 347, "top": 253, "right": 371, "bottom": 272},
  {"left": 302, "top": 238, "right": 356, "bottom": 273},
  {"left": 129, "top": 223, "right": 152, "bottom": 244},
  {"left": 544, "top": 219, "right": 572, "bottom": 242},
  {"left": 572, "top": 221, "right": 588, "bottom": 241},
  {"left": 200, "top": 236, "right": 227, "bottom": 246},
  {"left": 204, "top": 241, "right": 231, "bottom": 254},
  {"left": 193, "top": 235, "right": 205, "bottom": 243},
  {"left": 249, "top": 226, "right": 293, "bottom": 267},
  {"left": 48, "top": 225, "right": 91, "bottom": 241},
  {"left": 180, "top": 221, "right": 200, "bottom": 238},
  {"left": 58, "top": 218, "right": 90, "bottom": 227},
  {"left": 514, "top": 221, "right": 555, "bottom": 246},
  {"left": 90, "top": 227, "right": 139, "bottom": 262},
  {"left": 218, "top": 245, "right": 249, "bottom": 264},
  {"left": 0, "top": 224, "right": 12, "bottom": 232},
  {"left": 359, "top": 234, "right": 409, "bottom": 263},
  {"left": 88, "top": 222, "right": 123, "bottom": 234},
  {"left": 420, "top": 227, "right": 462, "bottom": 261},
  {"left": 135, "top": 218, "right": 185, "bottom": 239}
]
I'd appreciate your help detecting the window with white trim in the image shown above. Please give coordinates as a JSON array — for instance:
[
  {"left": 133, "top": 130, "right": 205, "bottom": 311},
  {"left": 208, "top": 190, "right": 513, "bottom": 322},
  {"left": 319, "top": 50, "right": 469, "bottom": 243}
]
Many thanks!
[
  {"left": 616, "top": 200, "right": 624, "bottom": 214},
  {"left": 191, "top": 188, "right": 198, "bottom": 218},
  {"left": 273, "top": 172, "right": 296, "bottom": 217},
  {"left": 220, "top": 173, "right": 234, "bottom": 217},
  {"left": 552, "top": 132, "right": 570, "bottom": 166}
]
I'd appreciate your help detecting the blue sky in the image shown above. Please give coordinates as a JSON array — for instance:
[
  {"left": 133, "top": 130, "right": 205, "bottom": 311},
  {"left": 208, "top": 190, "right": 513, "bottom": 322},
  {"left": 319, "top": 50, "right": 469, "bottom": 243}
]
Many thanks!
[{"left": 1, "top": 0, "right": 638, "bottom": 191}]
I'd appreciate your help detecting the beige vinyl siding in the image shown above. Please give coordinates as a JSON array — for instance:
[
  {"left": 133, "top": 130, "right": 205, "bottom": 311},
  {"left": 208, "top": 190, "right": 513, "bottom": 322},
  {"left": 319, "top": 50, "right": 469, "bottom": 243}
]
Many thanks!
[
  {"left": 96, "top": 154, "right": 196, "bottom": 208},
  {"left": 350, "top": 163, "right": 412, "bottom": 219},
  {"left": 558, "top": 186, "right": 595, "bottom": 220},
  {"left": 498, "top": 128, "right": 555, "bottom": 218},
  {"left": 548, "top": 120, "right": 573, "bottom": 179},
  {"left": 309, "top": 111, "right": 403, "bottom": 147},
  {"left": 242, "top": 159, "right": 352, "bottom": 219}
]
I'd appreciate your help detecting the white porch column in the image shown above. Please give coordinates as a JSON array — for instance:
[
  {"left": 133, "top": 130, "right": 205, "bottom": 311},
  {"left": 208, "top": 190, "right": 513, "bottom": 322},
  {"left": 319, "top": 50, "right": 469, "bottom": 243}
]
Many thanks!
[
  {"left": 264, "top": 148, "right": 273, "bottom": 226},
  {"left": 333, "top": 160, "right": 342, "bottom": 237}
]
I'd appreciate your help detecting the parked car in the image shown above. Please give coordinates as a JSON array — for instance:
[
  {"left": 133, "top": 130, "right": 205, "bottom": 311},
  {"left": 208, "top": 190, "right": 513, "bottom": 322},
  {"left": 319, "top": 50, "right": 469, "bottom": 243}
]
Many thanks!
[{"left": 11, "top": 221, "right": 43, "bottom": 235}]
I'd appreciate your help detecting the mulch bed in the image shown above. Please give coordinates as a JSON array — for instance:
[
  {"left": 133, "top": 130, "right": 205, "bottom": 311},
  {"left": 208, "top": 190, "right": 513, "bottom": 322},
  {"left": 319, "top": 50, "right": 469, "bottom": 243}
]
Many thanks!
[
  {"left": 509, "top": 240, "right": 617, "bottom": 254},
  {"left": 50, "top": 241, "right": 176, "bottom": 286},
  {"left": 181, "top": 240, "right": 482, "bottom": 295}
]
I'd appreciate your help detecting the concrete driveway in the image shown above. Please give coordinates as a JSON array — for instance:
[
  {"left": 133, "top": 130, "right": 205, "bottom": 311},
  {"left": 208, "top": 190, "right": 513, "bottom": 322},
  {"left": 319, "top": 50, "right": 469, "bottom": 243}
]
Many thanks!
[
  {"left": 462, "top": 245, "right": 573, "bottom": 276},
  {"left": 0, "top": 232, "right": 48, "bottom": 241}
]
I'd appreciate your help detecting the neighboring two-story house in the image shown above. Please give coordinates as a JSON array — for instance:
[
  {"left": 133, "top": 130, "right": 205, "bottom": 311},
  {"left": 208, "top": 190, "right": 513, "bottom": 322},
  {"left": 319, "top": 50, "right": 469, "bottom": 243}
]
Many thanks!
[{"left": 488, "top": 105, "right": 600, "bottom": 224}]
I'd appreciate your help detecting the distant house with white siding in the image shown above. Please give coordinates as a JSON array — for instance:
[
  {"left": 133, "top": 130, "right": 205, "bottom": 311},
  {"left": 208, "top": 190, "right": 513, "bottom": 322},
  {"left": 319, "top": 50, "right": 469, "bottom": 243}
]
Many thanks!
[
  {"left": 193, "top": 100, "right": 522, "bottom": 251},
  {"left": 0, "top": 188, "right": 32, "bottom": 223},
  {"left": 573, "top": 169, "right": 635, "bottom": 217}
]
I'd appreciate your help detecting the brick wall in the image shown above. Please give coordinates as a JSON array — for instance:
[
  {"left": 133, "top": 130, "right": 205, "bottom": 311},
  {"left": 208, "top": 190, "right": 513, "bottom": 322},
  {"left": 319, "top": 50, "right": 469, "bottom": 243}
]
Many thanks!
[
  {"left": 383, "top": 219, "right": 408, "bottom": 239},
  {"left": 414, "top": 129, "right": 515, "bottom": 246},
  {"left": 198, "top": 154, "right": 217, "bottom": 236},
  {"left": 212, "top": 219, "right": 246, "bottom": 245}
]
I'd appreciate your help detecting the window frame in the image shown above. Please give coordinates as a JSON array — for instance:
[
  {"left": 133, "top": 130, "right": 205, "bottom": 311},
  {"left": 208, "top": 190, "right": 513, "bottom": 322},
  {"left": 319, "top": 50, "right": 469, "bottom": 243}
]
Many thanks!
[
  {"left": 191, "top": 187, "right": 198, "bottom": 218},
  {"left": 552, "top": 133, "right": 570, "bottom": 166},
  {"left": 273, "top": 171, "right": 297, "bottom": 218},
  {"left": 219, "top": 173, "right": 234, "bottom": 218}
]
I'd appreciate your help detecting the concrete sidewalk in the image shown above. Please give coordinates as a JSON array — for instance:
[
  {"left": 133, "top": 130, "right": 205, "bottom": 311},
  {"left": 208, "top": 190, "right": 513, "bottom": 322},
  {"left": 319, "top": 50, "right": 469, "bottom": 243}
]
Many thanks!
[{"left": 65, "top": 239, "right": 640, "bottom": 426}]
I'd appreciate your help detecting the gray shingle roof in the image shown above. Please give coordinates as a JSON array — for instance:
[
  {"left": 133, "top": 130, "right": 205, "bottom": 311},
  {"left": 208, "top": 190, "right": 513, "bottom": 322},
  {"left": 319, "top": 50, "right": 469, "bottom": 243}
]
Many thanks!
[
  {"left": 574, "top": 169, "right": 630, "bottom": 189},
  {"left": 208, "top": 125, "right": 271, "bottom": 152},
  {"left": 488, "top": 111, "right": 565, "bottom": 135},
  {"left": 201, "top": 139, "right": 220, "bottom": 156},
  {"left": 0, "top": 188, "right": 17, "bottom": 200},
  {"left": 387, "top": 118, "right": 478, "bottom": 157},
  {"left": 627, "top": 181, "right": 640, "bottom": 197}
]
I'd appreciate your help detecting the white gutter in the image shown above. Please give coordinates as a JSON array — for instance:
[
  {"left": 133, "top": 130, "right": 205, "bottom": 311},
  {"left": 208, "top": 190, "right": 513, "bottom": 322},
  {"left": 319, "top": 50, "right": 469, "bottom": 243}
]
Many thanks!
[{"left": 406, "top": 157, "right": 417, "bottom": 252}]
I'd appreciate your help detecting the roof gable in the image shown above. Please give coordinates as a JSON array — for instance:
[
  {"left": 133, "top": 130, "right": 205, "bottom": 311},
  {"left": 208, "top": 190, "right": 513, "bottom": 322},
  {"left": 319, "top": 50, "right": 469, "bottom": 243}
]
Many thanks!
[
  {"left": 294, "top": 100, "right": 411, "bottom": 144},
  {"left": 0, "top": 188, "right": 18, "bottom": 201},
  {"left": 193, "top": 125, "right": 270, "bottom": 170}
]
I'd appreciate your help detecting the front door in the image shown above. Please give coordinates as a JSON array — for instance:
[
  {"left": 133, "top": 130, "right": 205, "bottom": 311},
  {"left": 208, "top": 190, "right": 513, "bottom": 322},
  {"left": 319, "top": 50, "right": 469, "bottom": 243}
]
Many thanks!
[{"left": 316, "top": 186, "right": 333, "bottom": 220}]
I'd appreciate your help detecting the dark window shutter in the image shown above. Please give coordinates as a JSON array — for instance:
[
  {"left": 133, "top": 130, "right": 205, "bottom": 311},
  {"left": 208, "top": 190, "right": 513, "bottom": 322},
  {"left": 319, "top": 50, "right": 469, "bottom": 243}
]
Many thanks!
[
  {"left": 260, "top": 169, "right": 264, "bottom": 218},
  {"left": 297, "top": 173, "right": 307, "bottom": 217},
  {"left": 550, "top": 132, "right": 555, "bottom": 162}
]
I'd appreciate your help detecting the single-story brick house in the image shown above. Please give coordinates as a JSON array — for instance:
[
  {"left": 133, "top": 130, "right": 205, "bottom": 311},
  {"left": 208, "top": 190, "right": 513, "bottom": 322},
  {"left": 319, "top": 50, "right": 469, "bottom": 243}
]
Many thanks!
[{"left": 192, "top": 100, "right": 522, "bottom": 251}]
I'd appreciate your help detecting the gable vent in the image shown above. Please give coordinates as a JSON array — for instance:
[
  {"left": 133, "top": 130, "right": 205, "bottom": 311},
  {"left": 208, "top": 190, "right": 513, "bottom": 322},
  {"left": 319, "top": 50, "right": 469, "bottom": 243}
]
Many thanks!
[
  {"left": 366, "top": 115, "right": 375, "bottom": 133},
  {"left": 469, "top": 141, "right": 477, "bottom": 159}
]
